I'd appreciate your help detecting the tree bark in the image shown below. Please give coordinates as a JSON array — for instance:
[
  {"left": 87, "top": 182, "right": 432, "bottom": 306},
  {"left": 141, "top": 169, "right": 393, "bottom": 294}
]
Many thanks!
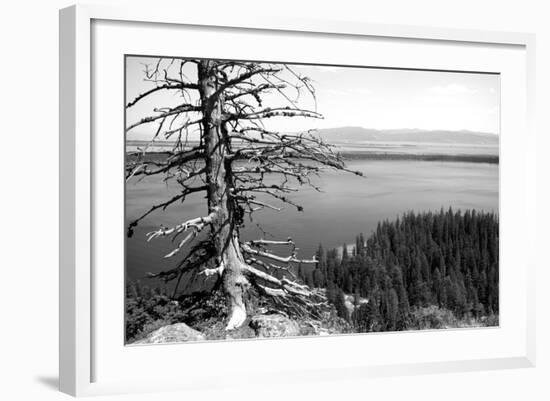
[{"left": 199, "top": 61, "right": 249, "bottom": 330}]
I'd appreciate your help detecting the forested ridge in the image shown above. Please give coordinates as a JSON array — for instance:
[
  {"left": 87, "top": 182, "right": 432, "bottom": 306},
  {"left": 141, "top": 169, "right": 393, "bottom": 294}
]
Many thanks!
[
  {"left": 297, "top": 208, "right": 499, "bottom": 332},
  {"left": 126, "top": 208, "right": 499, "bottom": 341}
]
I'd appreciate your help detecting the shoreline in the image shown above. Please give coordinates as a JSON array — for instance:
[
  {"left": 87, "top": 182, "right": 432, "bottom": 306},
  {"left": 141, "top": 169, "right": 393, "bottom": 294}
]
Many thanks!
[{"left": 126, "top": 150, "right": 499, "bottom": 164}]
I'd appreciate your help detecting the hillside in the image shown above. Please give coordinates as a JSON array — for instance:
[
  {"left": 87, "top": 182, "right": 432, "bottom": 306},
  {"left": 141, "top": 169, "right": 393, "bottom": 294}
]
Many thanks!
[
  {"left": 298, "top": 208, "right": 499, "bottom": 332},
  {"left": 127, "top": 127, "right": 499, "bottom": 154}
]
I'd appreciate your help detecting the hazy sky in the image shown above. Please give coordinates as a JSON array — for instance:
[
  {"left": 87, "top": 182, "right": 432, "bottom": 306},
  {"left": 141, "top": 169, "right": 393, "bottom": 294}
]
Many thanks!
[{"left": 126, "top": 56, "right": 500, "bottom": 139}]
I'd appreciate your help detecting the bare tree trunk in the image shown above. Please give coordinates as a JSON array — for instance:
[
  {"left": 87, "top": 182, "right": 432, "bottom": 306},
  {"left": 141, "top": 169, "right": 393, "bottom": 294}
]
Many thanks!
[{"left": 199, "top": 61, "right": 249, "bottom": 330}]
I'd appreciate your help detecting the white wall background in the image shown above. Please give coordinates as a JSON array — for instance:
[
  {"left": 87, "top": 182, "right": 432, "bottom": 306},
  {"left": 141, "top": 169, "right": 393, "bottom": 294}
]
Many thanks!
[{"left": 0, "top": 0, "right": 547, "bottom": 400}]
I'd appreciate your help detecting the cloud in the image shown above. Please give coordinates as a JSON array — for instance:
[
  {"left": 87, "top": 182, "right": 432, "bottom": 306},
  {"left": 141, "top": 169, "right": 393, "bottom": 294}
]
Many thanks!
[
  {"left": 325, "top": 87, "right": 373, "bottom": 97},
  {"left": 428, "top": 83, "right": 478, "bottom": 96}
]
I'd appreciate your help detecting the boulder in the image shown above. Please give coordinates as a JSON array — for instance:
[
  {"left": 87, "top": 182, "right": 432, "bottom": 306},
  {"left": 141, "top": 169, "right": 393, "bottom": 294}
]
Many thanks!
[
  {"left": 249, "top": 314, "right": 300, "bottom": 338},
  {"left": 132, "top": 323, "right": 205, "bottom": 344}
]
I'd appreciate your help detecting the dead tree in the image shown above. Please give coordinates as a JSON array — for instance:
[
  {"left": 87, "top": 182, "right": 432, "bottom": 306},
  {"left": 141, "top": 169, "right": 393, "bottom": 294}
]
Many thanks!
[{"left": 126, "top": 58, "right": 362, "bottom": 330}]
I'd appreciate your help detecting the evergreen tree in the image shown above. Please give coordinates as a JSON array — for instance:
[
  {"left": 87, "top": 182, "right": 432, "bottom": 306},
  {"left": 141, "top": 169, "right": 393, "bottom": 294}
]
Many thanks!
[{"left": 318, "top": 209, "right": 498, "bottom": 332}]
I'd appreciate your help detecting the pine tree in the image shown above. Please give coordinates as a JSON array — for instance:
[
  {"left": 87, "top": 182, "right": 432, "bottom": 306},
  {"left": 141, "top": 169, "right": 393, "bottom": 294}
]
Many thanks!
[{"left": 313, "top": 209, "right": 497, "bottom": 332}]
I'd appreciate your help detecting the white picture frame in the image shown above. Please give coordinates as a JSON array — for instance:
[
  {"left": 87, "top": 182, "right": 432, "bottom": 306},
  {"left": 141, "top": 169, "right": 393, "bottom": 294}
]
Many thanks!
[{"left": 59, "top": 4, "right": 536, "bottom": 397}]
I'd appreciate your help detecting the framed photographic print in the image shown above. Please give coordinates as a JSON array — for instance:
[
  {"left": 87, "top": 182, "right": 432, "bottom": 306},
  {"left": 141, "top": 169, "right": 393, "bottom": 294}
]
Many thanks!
[{"left": 59, "top": 4, "right": 536, "bottom": 396}]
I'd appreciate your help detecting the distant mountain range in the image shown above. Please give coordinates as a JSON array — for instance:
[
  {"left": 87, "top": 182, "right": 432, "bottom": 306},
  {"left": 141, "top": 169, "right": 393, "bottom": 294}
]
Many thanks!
[
  {"left": 128, "top": 126, "right": 499, "bottom": 146},
  {"left": 313, "top": 127, "right": 499, "bottom": 145}
]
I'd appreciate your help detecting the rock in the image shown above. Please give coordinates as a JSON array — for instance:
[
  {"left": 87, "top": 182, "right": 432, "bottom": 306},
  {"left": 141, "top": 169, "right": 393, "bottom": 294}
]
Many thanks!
[
  {"left": 296, "top": 314, "right": 351, "bottom": 336},
  {"left": 132, "top": 323, "right": 205, "bottom": 344},
  {"left": 249, "top": 314, "right": 300, "bottom": 338},
  {"left": 199, "top": 318, "right": 256, "bottom": 341}
]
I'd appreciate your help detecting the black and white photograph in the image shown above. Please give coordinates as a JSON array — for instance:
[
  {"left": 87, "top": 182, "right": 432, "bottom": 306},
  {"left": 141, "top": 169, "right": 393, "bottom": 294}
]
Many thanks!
[
  {"left": 4, "top": 0, "right": 548, "bottom": 399},
  {"left": 124, "top": 56, "right": 499, "bottom": 344}
]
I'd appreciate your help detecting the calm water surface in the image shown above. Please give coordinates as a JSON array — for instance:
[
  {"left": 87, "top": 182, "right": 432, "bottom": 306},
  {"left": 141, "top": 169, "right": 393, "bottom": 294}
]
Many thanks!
[{"left": 126, "top": 159, "right": 499, "bottom": 288}]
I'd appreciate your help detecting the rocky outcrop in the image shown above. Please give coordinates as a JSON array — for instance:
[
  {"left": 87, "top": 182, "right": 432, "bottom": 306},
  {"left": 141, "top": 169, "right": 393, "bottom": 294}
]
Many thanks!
[
  {"left": 249, "top": 314, "right": 301, "bottom": 338},
  {"left": 130, "top": 308, "right": 351, "bottom": 344},
  {"left": 132, "top": 323, "right": 205, "bottom": 344}
]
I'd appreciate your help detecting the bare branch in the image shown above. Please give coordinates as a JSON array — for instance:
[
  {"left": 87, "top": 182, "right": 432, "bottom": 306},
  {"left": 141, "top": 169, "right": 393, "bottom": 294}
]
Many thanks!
[
  {"left": 198, "top": 261, "right": 225, "bottom": 278},
  {"left": 212, "top": 67, "right": 282, "bottom": 99},
  {"left": 126, "top": 82, "right": 199, "bottom": 108},
  {"left": 126, "top": 148, "right": 205, "bottom": 180},
  {"left": 226, "top": 106, "right": 323, "bottom": 121},
  {"left": 126, "top": 185, "right": 207, "bottom": 237},
  {"left": 126, "top": 104, "right": 201, "bottom": 132},
  {"left": 147, "top": 207, "right": 220, "bottom": 242},
  {"left": 241, "top": 243, "right": 317, "bottom": 264}
]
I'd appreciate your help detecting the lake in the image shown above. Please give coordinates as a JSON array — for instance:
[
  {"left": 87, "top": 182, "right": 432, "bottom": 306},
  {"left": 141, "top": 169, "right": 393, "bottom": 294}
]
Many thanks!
[{"left": 126, "top": 156, "right": 499, "bottom": 290}]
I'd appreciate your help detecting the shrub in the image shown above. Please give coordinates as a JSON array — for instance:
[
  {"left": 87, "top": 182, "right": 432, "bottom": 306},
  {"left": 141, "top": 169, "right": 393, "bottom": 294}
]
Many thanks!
[
  {"left": 125, "top": 281, "right": 187, "bottom": 342},
  {"left": 409, "top": 305, "right": 459, "bottom": 330}
]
